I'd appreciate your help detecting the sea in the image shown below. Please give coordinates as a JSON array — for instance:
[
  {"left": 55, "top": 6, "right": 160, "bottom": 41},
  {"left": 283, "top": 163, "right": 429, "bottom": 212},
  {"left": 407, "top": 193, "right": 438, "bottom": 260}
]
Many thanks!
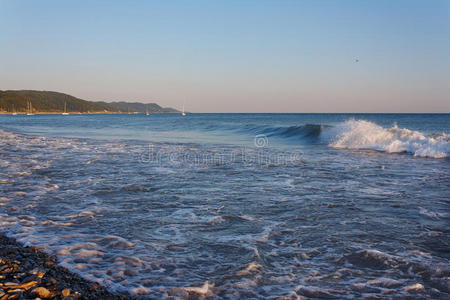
[{"left": 0, "top": 113, "right": 449, "bottom": 298}]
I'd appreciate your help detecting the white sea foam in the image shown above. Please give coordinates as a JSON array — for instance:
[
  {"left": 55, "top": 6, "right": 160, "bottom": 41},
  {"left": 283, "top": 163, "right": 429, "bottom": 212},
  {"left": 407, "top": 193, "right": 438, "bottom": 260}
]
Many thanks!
[
  {"left": 183, "top": 281, "right": 214, "bottom": 296},
  {"left": 368, "top": 277, "right": 402, "bottom": 288},
  {"left": 96, "top": 235, "right": 134, "bottom": 249},
  {"left": 325, "top": 120, "right": 449, "bottom": 158},
  {"left": 404, "top": 283, "right": 425, "bottom": 292},
  {"left": 67, "top": 210, "right": 96, "bottom": 219},
  {"left": 38, "top": 220, "right": 73, "bottom": 227},
  {"left": 114, "top": 256, "right": 144, "bottom": 268},
  {"left": 418, "top": 207, "right": 446, "bottom": 219},
  {"left": 131, "top": 286, "right": 152, "bottom": 295},
  {"left": 236, "top": 262, "right": 263, "bottom": 276}
]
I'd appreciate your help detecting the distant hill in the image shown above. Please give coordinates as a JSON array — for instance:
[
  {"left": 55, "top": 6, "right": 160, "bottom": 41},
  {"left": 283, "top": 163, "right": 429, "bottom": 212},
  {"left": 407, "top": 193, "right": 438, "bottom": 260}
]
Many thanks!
[
  {"left": 0, "top": 90, "right": 117, "bottom": 113},
  {"left": 0, "top": 90, "right": 179, "bottom": 113},
  {"left": 99, "top": 101, "right": 179, "bottom": 113}
]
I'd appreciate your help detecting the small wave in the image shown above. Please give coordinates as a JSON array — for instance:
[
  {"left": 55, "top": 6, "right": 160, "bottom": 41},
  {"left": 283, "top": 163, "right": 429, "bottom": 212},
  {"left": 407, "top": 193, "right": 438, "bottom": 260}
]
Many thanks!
[
  {"left": 232, "top": 123, "right": 328, "bottom": 141},
  {"left": 325, "top": 120, "right": 449, "bottom": 158},
  {"left": 343, "top": 249, "right": 399, "bottom": 269},
  {"left": 261, "top": 124, "right": 329, "bottom": 141}
]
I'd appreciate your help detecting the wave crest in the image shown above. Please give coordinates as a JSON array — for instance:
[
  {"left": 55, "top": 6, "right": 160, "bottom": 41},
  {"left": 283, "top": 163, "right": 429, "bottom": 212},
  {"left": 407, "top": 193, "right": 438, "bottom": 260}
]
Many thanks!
[
  {"left": 260, "top": 124, "right": 329, "bottom": 140},
  {"left": 326, "top": 120, "right": 449, "bottom": 158}
]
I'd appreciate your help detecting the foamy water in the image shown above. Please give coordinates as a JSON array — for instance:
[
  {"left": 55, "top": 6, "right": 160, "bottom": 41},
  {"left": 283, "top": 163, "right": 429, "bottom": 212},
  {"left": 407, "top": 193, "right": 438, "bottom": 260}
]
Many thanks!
[
  {"left": 326, "top": 119, "right": 449, "bottom": 158},
  {"left": 0, "top": 114, "right": 449, "bottom": 298}
]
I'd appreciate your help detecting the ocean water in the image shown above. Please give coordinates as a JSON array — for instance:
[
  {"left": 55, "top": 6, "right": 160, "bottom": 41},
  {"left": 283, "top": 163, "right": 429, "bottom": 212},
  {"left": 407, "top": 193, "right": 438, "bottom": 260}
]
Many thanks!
[{"left": 0, "top": 113, "right": 449, "bottom": 298}]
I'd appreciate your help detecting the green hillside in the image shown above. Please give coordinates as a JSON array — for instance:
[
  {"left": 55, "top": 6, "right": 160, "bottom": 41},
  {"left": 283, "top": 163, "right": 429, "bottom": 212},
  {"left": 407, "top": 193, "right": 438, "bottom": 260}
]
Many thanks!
[
  {"left": 0, "top": 90, "right": 117, "bottom": 113},
  {"left": 0, "top": 90, "right": 180, "bottom": 113},
  {"left": 98, "top": 101, "right": 179, "bottom": 113}
]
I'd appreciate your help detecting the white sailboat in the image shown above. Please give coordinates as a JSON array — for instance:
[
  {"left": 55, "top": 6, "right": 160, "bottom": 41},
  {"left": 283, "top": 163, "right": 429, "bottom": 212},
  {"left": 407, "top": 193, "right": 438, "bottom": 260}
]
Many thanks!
[
  {"left": 181, "top": 100, "right": 186, "bottom": 116},
  {"left": 146, "top": 105, "right": 150, "bottom": 116},
  {"left": 62, "top": 101, "right": 69, "bottom": 115},
  {"left": 26, "top": 101, "right": 34, "bottom": 116},
  {"left": 12, "top": 104, "right": 17, "bottom": 115}
]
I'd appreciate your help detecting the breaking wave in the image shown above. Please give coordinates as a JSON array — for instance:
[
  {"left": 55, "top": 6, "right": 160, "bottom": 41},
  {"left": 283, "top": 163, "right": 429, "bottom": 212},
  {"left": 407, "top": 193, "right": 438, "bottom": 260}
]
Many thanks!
[
  {"left": 239, "top": 124, "right": 329, "bottom": 142},
  {"left": 248, "top": 120, "right": 448, "bottom": 158},
  {"left": 262, "top": 124, "right": 329, "bottom": 140},
  {"left": 325, "top": 120, "right": 449, "bottom": 158}
]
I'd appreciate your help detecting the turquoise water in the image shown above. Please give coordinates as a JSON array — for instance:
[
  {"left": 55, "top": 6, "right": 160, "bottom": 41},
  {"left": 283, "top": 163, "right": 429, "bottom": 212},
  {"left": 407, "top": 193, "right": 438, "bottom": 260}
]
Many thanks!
[{"left": 0, "top": 113, "right": 449, "bottom": 298}]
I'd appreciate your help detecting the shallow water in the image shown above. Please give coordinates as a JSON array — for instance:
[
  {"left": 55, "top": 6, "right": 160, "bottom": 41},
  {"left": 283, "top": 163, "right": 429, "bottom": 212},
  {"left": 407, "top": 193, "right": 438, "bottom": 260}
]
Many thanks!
[{"left": 0, "top": 113, "right": 449, "bottom": 298}]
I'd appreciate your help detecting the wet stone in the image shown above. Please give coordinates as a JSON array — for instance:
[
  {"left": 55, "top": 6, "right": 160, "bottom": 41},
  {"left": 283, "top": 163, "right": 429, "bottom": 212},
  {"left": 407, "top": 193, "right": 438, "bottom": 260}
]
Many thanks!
[
  {"left": 20, "top": 275, "right": 38, "bottom": 284},
  {"left": 8, "top": 294, "right": 20, "bottom": 300},
  {"left": 0, "top": 233, "right": 136, "bottom": 299},
  {"left": 62, "top": 288, "right": 70, "bottom": 297},
  {"left": 31, "top": 287, "right": 55, "bottom": 299}
]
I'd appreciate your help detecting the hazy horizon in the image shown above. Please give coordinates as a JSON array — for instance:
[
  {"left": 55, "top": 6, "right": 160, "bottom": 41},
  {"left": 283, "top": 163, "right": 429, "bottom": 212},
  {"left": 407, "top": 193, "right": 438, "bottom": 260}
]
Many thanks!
[{"left": 1, "top": 0, "right": 449, "bottom": 113}]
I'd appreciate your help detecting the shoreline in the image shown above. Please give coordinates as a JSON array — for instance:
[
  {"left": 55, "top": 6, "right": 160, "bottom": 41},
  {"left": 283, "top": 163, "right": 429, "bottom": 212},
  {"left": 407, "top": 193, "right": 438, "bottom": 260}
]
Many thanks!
[
  {"left": 0, "top": 233, "right": 135, "bottom": 299},
  {"left": 0, "top": 112, "right": 176, "bottom": 115}
]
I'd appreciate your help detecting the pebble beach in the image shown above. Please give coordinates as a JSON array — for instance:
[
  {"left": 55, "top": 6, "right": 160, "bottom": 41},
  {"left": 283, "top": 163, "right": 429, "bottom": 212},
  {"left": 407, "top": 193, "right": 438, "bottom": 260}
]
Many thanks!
[{"left": 0, "top": 233, "right": 134, "bottom": 300}]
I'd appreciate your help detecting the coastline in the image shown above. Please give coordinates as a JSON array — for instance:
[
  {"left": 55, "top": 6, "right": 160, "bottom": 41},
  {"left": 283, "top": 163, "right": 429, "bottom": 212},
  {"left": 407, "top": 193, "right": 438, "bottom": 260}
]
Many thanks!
[
  {"left": 0, "top": 112, "right": 129, "bottom": 115},
  {"left": 0, "top": 233, "right": 135, "bottom": 300},
  {"left": 0, "top": 112, "right": 179, "bottom": 115}
]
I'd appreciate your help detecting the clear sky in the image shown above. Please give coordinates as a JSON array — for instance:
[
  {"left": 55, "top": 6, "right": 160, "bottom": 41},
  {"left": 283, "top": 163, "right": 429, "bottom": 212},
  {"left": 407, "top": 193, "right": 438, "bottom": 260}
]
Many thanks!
[{"left": 1, "top": 0, "right": 449, "bottom": 112}]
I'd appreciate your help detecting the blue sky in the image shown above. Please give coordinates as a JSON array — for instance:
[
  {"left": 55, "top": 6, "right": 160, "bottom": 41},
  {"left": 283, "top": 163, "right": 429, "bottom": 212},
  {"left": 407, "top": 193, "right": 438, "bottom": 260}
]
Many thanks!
[{"left": 1, "top": 0, "right": 449, "bottom": 112}]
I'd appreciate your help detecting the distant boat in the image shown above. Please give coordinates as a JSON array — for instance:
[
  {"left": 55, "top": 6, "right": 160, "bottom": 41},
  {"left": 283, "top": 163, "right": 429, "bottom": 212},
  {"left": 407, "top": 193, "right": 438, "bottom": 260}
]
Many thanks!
[
  {"left": 26, "top": 101, "right": 34, "bottom": 116},
  {"left": 12, "top": 104, "right": 17, "bottom": 115},
  {"left": 181, "top": 100, "right": 186, "bottom": 116},
  {"left": 62, "top": 101, "right": 69, "bottom": 115},
  {"left": 146, "top": 106, "right": 150, "bottom": 116}
]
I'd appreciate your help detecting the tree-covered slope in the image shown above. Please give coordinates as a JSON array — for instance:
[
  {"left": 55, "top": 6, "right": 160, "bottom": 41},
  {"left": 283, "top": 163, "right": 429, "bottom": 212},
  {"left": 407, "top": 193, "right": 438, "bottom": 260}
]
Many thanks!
[
  {"left": 0, "top": 90, "right": 117, "bottom": 113},
  {"left": 0, "top": 90, "right": 180, "bottom": 113},
  {"left": 99, "top": 101, "right": 179, "bottom": 113}
]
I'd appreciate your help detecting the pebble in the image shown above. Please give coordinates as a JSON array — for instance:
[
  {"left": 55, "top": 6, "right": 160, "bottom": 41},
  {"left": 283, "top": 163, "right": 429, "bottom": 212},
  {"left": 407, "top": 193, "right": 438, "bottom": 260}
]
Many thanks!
[
  {"left": 2, "top": 280, "right": 37, "bottom": 291},
  {"left": 6, "top": 288, "right": 23, "bottom": 293},
  {"left": 44, "top": 261, "right": 54, "bottom": 267},
  {"left": 29, "top": 270, "right": 45, "bottom": 279},
  {"left": 3, "top": 283, "right": 18, "bottom": 287},
  {"left": 21, "top": 275, "right": 38, "bottom": 283},
  {"left": 1, "top": 233, "right": 134, "bottom": 299},
  {"left": 31, "top": 287, "right": 53, "bottom": 299}
]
